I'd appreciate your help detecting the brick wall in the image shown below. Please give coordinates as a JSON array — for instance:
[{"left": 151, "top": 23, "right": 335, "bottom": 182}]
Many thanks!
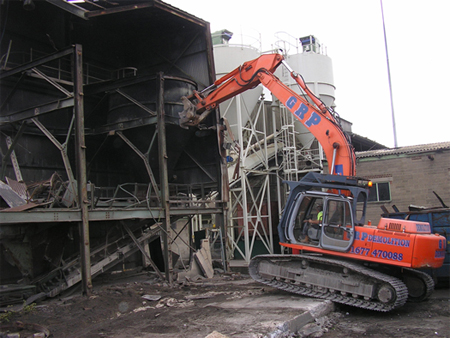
[{"left": 356, "top": 149, "right": 450, "bottom": 225}]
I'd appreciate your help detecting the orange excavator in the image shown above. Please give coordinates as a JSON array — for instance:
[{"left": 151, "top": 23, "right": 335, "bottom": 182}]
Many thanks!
[{"left": 180, "top": 53, "right": 446, "bottom": 311}]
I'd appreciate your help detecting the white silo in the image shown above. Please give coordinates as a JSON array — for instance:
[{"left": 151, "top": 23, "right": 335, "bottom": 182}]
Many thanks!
[
  {"left": 275, "top": 34, "right": 336, "bottom": 149},
  {"left": 212, "top": 30, "right": 263, "bottom": 138}
]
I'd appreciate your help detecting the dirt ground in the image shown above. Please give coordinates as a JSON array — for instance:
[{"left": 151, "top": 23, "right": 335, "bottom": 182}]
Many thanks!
[
  {"left": 1, "top": 271, "right": 449, "bottom": 338},
  {"left": 301, "top": 283, "right": 450, "bottom": 338},
  {"left": 0, "top": 271, "right": 288, "bottom": 338}
]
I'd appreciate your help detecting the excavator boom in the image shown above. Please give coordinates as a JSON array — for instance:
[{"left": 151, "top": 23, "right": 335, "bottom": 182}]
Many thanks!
[{"left": 181, "top": 53, "right": 355, "bottom": 176}]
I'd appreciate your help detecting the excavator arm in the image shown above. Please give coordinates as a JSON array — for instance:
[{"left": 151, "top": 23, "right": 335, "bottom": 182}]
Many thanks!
[{"left": 180, "top": 53, "right": 355, "bottom": 176}]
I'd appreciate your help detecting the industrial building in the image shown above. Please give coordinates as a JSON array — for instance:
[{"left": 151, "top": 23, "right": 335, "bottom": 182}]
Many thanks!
[
  {"left": 0, "top": 0, "right": 227, "bottom": 302},
  {"left": 356, "top": 142, "right": 450, "bottom": 223}
]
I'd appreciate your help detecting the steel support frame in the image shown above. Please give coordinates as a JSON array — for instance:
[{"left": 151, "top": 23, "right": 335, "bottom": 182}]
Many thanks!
[
  {"left": 1, "top": 44, "right": 93, "bottom": 295},
  {"left": 228, "top": 95, "right": 274, "bottom": 263},
  {"left": 1, "top": 46, "right": 78, "bottom": 199},
  {"left": 272, "top": 100, "right": 325, "bottom": 253},
  {"left": 115, "top": 131, "right": 161, "bottom": 204},
  {"left": 31, "top": 117, "right": 78, "bottom": 205}
]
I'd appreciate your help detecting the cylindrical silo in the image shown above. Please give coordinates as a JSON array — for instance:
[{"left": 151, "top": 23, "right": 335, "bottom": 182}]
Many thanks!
[
  {"left": 275, "top": 35, "right": 336, "bottom": 149},
  {"left": 212, "top": 30, "right": 263, "bottom": 138}
]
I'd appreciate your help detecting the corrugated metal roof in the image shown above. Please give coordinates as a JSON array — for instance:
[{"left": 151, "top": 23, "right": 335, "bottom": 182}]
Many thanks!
[
  {"left": 350, "top": 132, "right": 388, "bottom": 152},
  {"left": 356, "top": 141, "right": 450, "bottom": 158}
]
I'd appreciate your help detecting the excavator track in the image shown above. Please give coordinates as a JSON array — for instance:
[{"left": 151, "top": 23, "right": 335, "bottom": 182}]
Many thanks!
[
  {"left": 249, "top": 254, "right": 409, "bottom": 312},
  {"left": 369, "top": 266, "right": 435, "bottom": 302},
  {"left": 402, "top": 268, "right": 435, "bottom": 302}
]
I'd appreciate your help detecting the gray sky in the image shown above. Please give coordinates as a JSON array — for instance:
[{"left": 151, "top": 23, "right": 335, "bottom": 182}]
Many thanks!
[{"left": 168, "top": 0, "right": 449, "bottom": 148}]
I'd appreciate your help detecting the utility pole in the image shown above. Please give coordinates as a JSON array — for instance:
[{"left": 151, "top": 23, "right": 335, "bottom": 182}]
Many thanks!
[{"left": 380, "top": 0, "right": 398, "bottom": 147}]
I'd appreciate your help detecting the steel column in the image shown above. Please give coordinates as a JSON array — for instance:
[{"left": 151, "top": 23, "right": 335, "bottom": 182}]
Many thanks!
[
  {"left": 157, "top": 72, "right": 172, "bottom": 284},
  {"left": 73, "top": 44, "right": 92, "bottom": 295}
]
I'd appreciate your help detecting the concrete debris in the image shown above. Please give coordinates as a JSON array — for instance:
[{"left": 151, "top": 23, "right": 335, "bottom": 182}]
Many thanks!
[
  {"left": 34, "top": 333, "right": 47, "bottom": 338},
  {"left": 185, "top": 291, "right": 224, "bottom": 300},
  {"left": 0, "top": 321, "right": 50, "bottom": 338},
  {"left": 194, "top": 239, "right": 214, "bottom": 278},
  {"left": 177, "top": 238, "right": 215, "bottom": 282},
  {"left": 205, "top": 331, "right": 230, "bottom": 338},
  {"left": 296, "top": 315, "right": 332, "bottom": 338},
  {"left": 155, "top": 297, "right": 194, "bottom": 309},
  {"left": 133, "top": 306, "right": 154, "bottom": 313},
  {"left": 141, "top": 294, "right": 161, "bottom": 301}
]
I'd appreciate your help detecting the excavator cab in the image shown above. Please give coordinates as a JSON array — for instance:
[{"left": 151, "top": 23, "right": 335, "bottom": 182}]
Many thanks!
[
  {"left": 285, "top": 191, "right": 355, "bottom": 252},
  {"left": 278, "top": 172, "right": 370, "bottom": 253}
]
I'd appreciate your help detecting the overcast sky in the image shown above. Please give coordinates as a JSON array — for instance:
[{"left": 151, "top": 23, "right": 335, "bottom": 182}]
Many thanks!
[{"left": 168, "top": 0, "right": 449, "bottom": 148}]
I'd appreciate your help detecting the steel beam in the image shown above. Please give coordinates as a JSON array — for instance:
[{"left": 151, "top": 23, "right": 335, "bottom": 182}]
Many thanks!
[
  {"left": 45, "top": 0, "right": 88, "bottom": 20},
  {"left": 0, "top": 97, "right": 75, "bottom": 125},
  {"left": 183, "top": 148, "right": 216, "bottom": 182},
  {"left": 31, "top": 67, "right": 72, "bottom": 97},
  {"left": 0, "top": 207, "right": 224, "bottom": 224},
  {"left": 115, "top": 89, "right": 156, "bottom": 116},
  {"left": 116, "top": 131, "right": 161, "bottom": 203},
  {"left": 89, "top": 116, "right": 158, "bottom": 135},
  {"left": 121, "top": 222, "right": 165, "bottom": 281},
  {"left": 0, "top": 47, "right": 73, "bottom": 80},
  {"left": 85, "top": 2, "right": 154, "bottom": 18}
]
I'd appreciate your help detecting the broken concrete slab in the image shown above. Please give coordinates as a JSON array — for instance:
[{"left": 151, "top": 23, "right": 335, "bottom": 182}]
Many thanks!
[
  {"left": 206, "top": 293, "right": 334, "bottom": 338},
  {"left": 194, "top": 249, "right": 214, "bottom": 278},
  {"left": 176, "top": 255, "right": 203, "bottom": 282},
  {"left": 207, "top": 294, "right": 328, "bottom": 311},
  {"left": 177, "top": 238, "right": 215, "bottom": 281},
  {"left": 5, "top": 273, "right": 335, "bottom": 338},
  {"left": 194, "top": 238, "right": 214, "bottom": 278}
]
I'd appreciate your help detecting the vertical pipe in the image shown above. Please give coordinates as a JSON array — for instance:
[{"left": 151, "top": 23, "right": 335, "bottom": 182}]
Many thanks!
[
  {"left": 74, "top": 44, "right": 92, "bottom": 295},
  {"left": 189, "top": 217, "right": 194, "bottom": 263},
  {"left": 380, "top": 0, "right": 398, "bottom": 147},
  {"left": 157, "top": 72, "right": 172, "bottom": 284},
  {"left": 330, "top": 148, "right": 337, "bottom": 175},
  {"left": 216, "top": 114, "right": 229, "bottom": 271}
]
